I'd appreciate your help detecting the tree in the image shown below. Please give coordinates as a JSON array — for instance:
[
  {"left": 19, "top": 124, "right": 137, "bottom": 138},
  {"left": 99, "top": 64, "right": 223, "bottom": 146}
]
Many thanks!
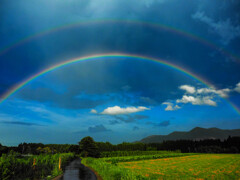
[{"left": 78, "top": 136, "right": 100, "bottom": 158}]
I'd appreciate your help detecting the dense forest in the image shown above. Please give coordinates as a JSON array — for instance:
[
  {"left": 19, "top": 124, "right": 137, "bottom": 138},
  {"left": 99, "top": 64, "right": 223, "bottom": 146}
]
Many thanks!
[{"left": 1, "top": 136, "right": 240, "bottom": 156}]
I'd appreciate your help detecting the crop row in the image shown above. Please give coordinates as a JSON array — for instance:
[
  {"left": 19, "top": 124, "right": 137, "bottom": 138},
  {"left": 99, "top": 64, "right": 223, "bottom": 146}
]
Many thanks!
[
  {"left": 102, "top": 153, "right": 197, "bottom": 163},
  {"left": 100, "top": 150, "right": 179, "bottom": 157}
]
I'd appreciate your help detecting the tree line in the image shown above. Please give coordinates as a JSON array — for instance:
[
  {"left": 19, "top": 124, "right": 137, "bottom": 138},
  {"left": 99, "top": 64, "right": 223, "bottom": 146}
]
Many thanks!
[{"left": 1, "top": 136, "right": 239, "bottom": 157}]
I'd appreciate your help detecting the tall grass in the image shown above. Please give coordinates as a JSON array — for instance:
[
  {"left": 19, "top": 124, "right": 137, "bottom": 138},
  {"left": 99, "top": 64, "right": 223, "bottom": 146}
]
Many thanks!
[
  {"left": 82, "top": 158, "right": 147, "bottom": 180},
  {"left": 0, "top": 152, "right": 75, "bottom": 180}
]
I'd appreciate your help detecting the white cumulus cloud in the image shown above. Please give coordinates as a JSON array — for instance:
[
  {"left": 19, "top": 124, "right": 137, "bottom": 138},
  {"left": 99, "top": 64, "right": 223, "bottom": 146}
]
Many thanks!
[
  {"left": 234, "top": 82, "right": 240, "bottom": 93},
  {"left": 162, "top": 102, "right": 181, "bottom": 111},
  {"left": 173, "top": 82, "right": 240, "bottom": 108},
  {"left": 197, "top": 88, "right": 231, "bottom": 98},
  {"left": 90, "top": 109, "right": 97, "bottom": 114},
  {"left": 177, "top": 95, "right": 216, "bottom": 106},
  {"left": 100, "top": 106, "right": 150, "bottom": 115},
  {"left": 179, "top": 85, "right": 196, "bottom": 94}
]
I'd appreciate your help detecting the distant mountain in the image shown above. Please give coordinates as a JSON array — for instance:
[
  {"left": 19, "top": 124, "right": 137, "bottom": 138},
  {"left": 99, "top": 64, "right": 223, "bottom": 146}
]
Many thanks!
[{"left": 140, "top": 127, "right": 240, "bottom": 143}]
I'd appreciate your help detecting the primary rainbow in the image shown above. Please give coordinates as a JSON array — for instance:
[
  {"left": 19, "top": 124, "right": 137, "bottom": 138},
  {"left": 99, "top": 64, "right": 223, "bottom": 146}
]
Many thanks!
[
  {"left": 0, "top": 53, "right": 239, "bottom": 115},
  {"left": 0, "top": 19, "right": 239, "bottom": 62}
]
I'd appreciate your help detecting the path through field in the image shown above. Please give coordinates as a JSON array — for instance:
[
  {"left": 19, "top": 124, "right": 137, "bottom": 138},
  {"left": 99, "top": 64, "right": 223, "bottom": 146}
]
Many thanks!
[{"left": 60, "top": 158, "right": 97, "bottom": 180}]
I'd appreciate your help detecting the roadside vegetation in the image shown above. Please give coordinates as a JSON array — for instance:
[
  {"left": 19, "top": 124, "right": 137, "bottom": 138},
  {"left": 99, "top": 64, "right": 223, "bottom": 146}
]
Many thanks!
[{"left": 0, "top": 151, "right": 75, "bottom": 180}]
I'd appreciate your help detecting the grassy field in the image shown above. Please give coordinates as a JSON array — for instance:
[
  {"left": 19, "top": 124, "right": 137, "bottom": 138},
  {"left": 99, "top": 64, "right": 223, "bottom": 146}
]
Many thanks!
[
  {"left": 82, "top": 152, "right": 197, "bottom": 179},
  {"left": 82, "top": 153, "right": 240, "bottom": 179},
  {"left": 119, "top": 154, "right": 240, "bottom": 179}
]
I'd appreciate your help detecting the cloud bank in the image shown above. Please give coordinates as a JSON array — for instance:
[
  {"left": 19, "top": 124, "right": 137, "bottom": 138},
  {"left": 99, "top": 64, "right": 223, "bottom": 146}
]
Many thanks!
[{"left": 163, "top": 82, "right": 240, "bottom": 110}]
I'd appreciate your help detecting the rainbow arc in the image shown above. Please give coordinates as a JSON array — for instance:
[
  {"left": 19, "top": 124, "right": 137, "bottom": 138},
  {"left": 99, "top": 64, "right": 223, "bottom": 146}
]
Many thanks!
[{"left": 0, "top": 53, "right": 239, "bottom": 116}]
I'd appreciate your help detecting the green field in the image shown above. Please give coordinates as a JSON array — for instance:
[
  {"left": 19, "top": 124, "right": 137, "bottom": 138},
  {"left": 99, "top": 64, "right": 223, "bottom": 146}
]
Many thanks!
[
  {"left": 119, "top": 154, "right": 240, "bottom": 179},
  {"left": 83, "top": 153, "right": 240, "bottom": 179}
]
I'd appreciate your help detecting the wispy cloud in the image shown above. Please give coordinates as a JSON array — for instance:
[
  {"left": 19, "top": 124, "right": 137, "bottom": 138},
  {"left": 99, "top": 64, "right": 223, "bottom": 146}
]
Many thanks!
[
  {"left": 192, "top": 11, "right": 240, "bottom": 45},
  {"left": 88, "top": 124, "right": 111, "bottom": 133},
  {"left": 132, "top": 126, "right": 140, "bottom": 131},
  {"left": 0, "top": 113, "right": 44, "bottom": 127},
  {"left": 146, "top": 120, "right": 170, "bottom": 127},
  {"left": 27, "top": 105, "right": 77, "bottom": 123},
  {"left": 100, "top": 106, "right": 150, "bottom": 115},
  {"left": 158, "top": 120, "right": 170, "bottom": 127},
  {"left": 0, "top": 121, "right": 43, "bottom": 126},
  {"left": 109, "top": 120, "right": 120, "bottom": 125},
  {"left": 115, "top": 114, "right": 149, "bottom": 123}
]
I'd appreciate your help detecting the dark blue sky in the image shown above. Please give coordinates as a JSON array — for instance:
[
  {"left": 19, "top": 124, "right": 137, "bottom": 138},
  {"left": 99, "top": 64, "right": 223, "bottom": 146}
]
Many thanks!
[{"left": 0, "top": 0, "right": 240, "bottom": 145}]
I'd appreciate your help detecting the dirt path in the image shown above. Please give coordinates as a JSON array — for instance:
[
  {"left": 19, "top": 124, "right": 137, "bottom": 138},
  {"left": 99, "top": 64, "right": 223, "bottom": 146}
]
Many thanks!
[{"left": 59, "top": 158, "right": 98, "bottom": 180}]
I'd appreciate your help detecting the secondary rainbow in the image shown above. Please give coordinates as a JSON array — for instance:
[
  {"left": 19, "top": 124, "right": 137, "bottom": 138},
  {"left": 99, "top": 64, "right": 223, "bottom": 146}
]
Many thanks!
[
  {"left": 0, "top": 53, "right": 239, "bottom": 115},
  {"left": 0, "top": 19, "right": 239, "bottom": 62}
]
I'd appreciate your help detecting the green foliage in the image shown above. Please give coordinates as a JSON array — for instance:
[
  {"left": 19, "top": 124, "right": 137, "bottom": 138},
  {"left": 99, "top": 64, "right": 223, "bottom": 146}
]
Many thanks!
[
  {"left": 100, "top": 150, "right": 176, "bottom": 157},
  {"left": 36, "top": 147, "right": 56, "bottom": 154},
  {"left": 0, "top": 152, "right": 75, "bottom": 179},
  {"left": 146, "top": 147, "right": 157, "bottom": 151},
  {"left": 79, "top": 136, "right": 100, "bottom": 157}
]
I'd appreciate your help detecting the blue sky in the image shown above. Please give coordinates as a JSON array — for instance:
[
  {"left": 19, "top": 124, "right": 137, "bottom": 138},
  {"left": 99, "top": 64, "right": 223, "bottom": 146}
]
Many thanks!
[{"left": 0, "top": 0, "right": 240, "bottom": 145}]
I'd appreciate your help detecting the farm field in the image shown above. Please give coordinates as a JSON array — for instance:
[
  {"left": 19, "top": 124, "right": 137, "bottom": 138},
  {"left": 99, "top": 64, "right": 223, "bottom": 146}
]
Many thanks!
[
  {"left": 82, "top": 152, "right": 197, "bottom": 179},
  {"left": 119, "top": 154, "right": 240, "bottom": 179}
]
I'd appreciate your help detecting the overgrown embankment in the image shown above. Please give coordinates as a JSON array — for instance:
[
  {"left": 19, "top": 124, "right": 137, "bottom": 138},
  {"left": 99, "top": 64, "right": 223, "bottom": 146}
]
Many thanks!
[{"left": 0, "top": 152, "right": 75, "bottom": 179}]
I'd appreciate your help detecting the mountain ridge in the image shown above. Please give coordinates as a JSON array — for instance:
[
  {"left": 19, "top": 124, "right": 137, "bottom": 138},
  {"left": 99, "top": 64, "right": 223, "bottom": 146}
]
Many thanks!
[{"left": 140, "top": 127, "right": 240, "bottom": 143}]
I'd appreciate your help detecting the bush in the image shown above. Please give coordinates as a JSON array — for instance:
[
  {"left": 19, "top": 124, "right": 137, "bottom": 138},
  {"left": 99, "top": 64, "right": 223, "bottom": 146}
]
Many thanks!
[{"left": 79, "top": 137, "right": 100, "bottom": 158}]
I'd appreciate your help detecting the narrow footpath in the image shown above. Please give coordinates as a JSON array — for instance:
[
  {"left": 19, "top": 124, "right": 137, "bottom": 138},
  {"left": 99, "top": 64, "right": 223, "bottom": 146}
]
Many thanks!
[{"left": 59, "top": 158, "right": 97, "bottom": 180}]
